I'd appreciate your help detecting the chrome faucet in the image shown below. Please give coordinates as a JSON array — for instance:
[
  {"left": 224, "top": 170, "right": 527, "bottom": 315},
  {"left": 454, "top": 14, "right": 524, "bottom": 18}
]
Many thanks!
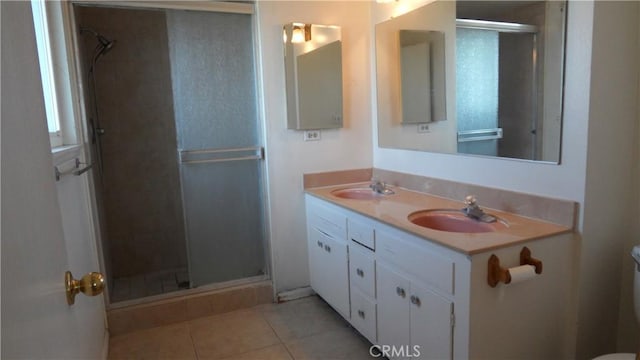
[
  {"left": 462, "top": 195, "right": 496, "bottom": 223},
  {"left": 370, "top": 178, "right": 395, "bottom": 195}
]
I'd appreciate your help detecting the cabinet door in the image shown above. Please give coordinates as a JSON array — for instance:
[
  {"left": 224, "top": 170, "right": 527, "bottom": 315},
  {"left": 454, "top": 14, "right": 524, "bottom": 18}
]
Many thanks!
[
  {"left": 377, "top": 262, "right": 411, "bottom": 354},
  {"left": 312, "top": 229, "right": 350, "bottom": 318},
  {"left": 308, "top": 228, "right": 327, "bottom": 296},
  {"left": 410, "top": 284, "right": 453, "bottom": 360}
]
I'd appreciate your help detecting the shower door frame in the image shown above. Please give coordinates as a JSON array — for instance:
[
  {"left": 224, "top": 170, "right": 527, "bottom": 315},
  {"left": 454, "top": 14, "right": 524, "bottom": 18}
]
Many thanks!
[{"left": 62, "top": 0, "right": 273, "bottom": 308}]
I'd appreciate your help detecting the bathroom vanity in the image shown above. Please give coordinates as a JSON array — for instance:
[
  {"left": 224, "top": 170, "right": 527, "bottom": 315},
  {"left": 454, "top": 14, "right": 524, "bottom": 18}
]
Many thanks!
[{"left": 305, "top": 184, "right": 574, "bottom": 360}]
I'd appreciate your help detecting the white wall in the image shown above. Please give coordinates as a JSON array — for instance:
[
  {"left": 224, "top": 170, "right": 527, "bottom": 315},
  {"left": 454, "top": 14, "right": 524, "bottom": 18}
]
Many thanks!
[
  {"left": 578, "top": 1, "right": 639, "bottom": 357},
  {"left": 616, "top": 2, "right": 640, "bottom": 351},
  {"left": 256, "top": 1, "right": 373, "bottom": 293}
]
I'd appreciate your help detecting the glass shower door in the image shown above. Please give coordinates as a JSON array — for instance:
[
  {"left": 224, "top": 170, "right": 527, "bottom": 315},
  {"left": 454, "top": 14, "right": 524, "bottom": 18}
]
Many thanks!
[
  {"left": 167, "top": 10, "right": 266, "bottom": 287},
  {"left": 456, "top": 27, "right": 500, "bottom": 157}
]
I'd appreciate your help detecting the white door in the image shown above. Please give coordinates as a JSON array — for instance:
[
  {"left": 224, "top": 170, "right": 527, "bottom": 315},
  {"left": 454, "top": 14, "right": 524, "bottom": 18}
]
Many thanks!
[{"left": 1, "top": 2, "right": 106, "bottom": 358}]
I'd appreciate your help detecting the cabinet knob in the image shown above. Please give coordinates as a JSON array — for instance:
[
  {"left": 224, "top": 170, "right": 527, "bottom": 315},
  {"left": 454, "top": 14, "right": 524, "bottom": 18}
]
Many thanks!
[
  {"left": 396, "top": 287, "right": 406, "bottom": 298},
  {"left": 356, "top": 268, "right": 364, "bottom": 277},
  {"left": 358, "top": 310, "right": 365, "bottom": 319},
  {"left": 317, "top": 241, "right": 323, "bottom": 248},
  {"left": 410, "top": 295, "right": 421, "bottom": 307},
  {"left": 324, "top": 244, "right": 331, "bottom": 252}
]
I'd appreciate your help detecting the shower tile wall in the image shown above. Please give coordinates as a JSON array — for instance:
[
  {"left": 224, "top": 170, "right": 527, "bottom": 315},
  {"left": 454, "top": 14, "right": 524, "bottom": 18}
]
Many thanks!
[{"left": 76, "top": 7, "right": 187, "bottom": 279}]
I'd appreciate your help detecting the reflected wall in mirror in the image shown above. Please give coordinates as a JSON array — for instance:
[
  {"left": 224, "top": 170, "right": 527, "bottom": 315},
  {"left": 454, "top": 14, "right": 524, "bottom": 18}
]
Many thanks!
[
  {"left": 284, "top": 23, "right": 343, "bottom": 130},
  {"left": 399, "top": 30, "right": 446, "bottom": 124},
  {"left": 376, "top": 0, "right": 567, "bottom": 163},
  {"left": 376, "top": 1, "right": 457, "bottom": 153}
]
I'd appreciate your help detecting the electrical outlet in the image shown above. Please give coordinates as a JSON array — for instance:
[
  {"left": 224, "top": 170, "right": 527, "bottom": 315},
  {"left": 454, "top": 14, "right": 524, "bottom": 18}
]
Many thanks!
[
  {"left": 417, "top": 124, "right": 431, "bottom": 133},
  {"left": 304, "top": 130, "right": 321, "bottom": 141}
]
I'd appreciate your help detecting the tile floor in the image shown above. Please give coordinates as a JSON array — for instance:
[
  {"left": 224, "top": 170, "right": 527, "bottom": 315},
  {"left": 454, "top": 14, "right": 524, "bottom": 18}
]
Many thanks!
[{"left": 108, "top": 295, "right": 375, "bottom": 360}]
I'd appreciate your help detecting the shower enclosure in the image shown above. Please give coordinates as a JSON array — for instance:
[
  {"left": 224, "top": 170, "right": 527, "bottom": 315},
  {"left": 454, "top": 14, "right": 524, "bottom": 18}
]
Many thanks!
[{"left": 74, "top": 4, "right": 268, "bottom": 304}]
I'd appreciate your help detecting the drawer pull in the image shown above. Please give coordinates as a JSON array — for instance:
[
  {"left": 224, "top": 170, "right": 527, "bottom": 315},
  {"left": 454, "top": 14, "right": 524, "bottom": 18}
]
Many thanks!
[
  {"left": 356, "top": 268, "right": 364, "bottom": 277},
  {"left": 317, "top": 241, "right": 323, "bottom": 248},
  {"left": 358, "top": 310, "right": 365, "bottom": 319},
  {"left": 324, "top": 244, "right": 331, "bottom": 253},
  {"left": 396, "top": 287, "right": 406, "bottom": 298},
  {"left": 410, "top": 295, "right": 421, "bottom": 307}
]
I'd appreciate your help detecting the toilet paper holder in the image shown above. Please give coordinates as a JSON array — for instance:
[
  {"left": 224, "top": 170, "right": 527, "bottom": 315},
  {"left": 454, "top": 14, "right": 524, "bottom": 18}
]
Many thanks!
[{"left": 488, "top": 247, "right": 543, "bottom": 287}]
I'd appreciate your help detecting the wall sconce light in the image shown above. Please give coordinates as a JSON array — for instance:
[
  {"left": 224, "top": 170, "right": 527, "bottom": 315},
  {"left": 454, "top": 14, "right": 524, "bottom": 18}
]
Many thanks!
[{"left": 291, "top": 23, "right": 312, "bottom": 43}]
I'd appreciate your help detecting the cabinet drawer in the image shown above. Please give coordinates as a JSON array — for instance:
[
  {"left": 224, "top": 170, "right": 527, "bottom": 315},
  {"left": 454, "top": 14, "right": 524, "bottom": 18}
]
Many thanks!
[
  {"left": 348, "top": 218, "right": 375, "bottom": 250},
  {"left": 307, "top": 201, "right": 346, "bottom": 240},
  {"left": 350, "top": 288, "right": 377, "bottom": 343},
  {"left": 377, "top": 231, "right": 454, "bottom": 295},
  {"left": 349, "top": 244, "right": 376, "bottom": 298}
]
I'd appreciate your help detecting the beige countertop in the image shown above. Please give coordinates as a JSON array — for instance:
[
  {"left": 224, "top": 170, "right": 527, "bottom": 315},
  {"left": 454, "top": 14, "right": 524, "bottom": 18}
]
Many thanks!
[{"left": 306, "top": 183, "right": 573, "bottom": 255}]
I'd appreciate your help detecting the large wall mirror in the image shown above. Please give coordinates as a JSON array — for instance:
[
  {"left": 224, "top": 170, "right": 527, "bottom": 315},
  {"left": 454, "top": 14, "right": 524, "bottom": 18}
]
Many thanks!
[
  {"left": 376, "top": 0, "right": 567, "bottom": 163},
  {"left": 284, "top": 23, "right": 343, "bottom": 130}
]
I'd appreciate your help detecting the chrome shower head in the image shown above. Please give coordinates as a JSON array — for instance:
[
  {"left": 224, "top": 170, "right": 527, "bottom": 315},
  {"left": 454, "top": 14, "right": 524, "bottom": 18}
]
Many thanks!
[
  {"left": 80, "top": 27, "right": 116, "bottom": 57},
  {"left": 98, "top": 38, "right": 116, "bottom": 56}
]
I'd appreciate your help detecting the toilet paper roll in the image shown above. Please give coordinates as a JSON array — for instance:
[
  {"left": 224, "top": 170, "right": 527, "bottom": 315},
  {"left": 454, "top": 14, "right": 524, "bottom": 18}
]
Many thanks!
[{"left": 508, "top": 265, "right": 537, "bottom": 285}]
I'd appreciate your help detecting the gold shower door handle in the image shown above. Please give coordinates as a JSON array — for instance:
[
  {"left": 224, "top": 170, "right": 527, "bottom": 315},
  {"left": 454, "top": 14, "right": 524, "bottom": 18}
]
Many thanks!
[{"left": 65, "top": 271, "right": 105, "bottom": 305}]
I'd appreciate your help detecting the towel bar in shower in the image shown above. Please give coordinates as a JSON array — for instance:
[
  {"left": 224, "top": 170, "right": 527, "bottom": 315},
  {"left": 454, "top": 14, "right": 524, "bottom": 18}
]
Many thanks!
[
  {"left": 54, "top": 158, "right": 94, "bottom": 181},
  {"left": 457, "top": 128, "right": 503, "bottom": 143},
  {"left": 179, "top": 146, "right": 264, "bottom": 165}
]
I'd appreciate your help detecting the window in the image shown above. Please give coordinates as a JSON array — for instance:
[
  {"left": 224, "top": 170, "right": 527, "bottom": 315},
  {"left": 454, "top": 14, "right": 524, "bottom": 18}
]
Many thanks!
[{"left": 31, "top": 0, "right": 63, "bottom": 147}]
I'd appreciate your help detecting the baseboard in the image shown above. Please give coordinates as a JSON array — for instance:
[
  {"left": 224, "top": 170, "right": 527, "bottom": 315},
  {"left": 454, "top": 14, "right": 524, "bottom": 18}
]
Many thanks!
[{"left": 276, "top": 286, "right": 315, "bottom": 302}]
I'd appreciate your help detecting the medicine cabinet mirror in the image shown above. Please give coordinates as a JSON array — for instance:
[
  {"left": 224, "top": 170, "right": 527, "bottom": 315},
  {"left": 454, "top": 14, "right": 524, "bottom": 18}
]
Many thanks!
[
  {"left": 284, "top": 23, "right": 343, "bottom": 130},
  {"left": 376, "top": 0, "right": 567, "bottom": 163}
]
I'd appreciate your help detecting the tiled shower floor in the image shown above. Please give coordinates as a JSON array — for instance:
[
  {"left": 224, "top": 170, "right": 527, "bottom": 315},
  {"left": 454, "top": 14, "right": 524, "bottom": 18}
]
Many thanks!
[{"left": 111, "top": 268, "right": 190, "bottom": 303}]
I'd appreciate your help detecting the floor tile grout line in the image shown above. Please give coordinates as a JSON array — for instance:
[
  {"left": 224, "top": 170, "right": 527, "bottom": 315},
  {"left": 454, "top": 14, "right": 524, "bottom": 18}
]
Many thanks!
[
  {"left": 281, "top": 341, "right": 297, "bottom": 360},
  {"left": 258, "top": 305, "right": 296, "bottom": 359},
  {"left": 186, "top": 316, "right": 201, "bottom": 360}
]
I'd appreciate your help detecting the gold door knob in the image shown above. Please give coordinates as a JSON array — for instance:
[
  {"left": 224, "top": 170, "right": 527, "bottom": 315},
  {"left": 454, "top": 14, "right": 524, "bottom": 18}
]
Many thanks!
[{"left": 65, "top": 271, "right": 105, "bottom": 305}]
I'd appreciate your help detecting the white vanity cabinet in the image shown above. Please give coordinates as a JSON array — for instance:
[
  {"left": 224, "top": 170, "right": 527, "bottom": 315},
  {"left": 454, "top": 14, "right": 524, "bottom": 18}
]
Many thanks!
[{"left": 305, "top": 194, "right": 573, "bottom": 360}]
